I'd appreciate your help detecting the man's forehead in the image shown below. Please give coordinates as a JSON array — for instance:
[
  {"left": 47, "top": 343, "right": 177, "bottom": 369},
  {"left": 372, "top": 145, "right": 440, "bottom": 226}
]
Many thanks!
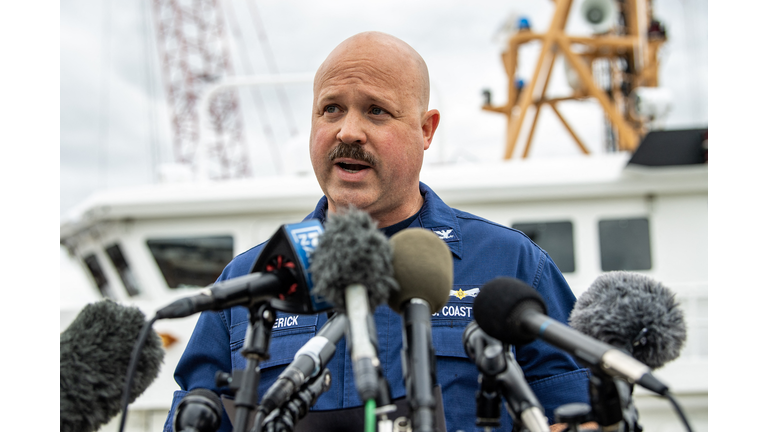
[
  {"left": 316, "top": 81, "right": 400, "bottom": 106},
  {"left": 315, "top": 59, "right": 416, "bottom": 101}
]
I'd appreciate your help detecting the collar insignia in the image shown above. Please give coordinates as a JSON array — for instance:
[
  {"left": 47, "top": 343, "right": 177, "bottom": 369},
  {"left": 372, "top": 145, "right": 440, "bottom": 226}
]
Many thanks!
[{"left": 432, "top": 228, "right": 455, "bottom": 240}]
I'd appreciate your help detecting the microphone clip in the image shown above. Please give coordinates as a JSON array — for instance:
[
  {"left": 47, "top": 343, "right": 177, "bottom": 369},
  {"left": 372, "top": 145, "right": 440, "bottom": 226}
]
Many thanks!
[{"left": 631, "top": 327, "right": 649, "bottom": 349}]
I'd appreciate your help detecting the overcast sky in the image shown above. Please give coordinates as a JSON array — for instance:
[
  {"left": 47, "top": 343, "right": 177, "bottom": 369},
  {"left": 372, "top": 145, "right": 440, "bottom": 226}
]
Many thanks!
[{"left": 59, "top": 0, "right": 708, "bottom": 217}]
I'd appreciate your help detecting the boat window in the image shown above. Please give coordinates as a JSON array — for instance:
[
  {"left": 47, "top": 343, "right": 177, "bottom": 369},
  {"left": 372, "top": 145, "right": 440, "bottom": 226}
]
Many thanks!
[
  {"left": 146, "top": 236, "right": 234, "bottom": 289},
  {"left": 598, "top": 217, "right": 652, "bottom": 271},
  {"left": 512, "top": 221, "right": 575, "bottom": 273},
  {"left": 82, "top": 253, "right": 115, "bottom": 299},
  {"left": 105, "top": 243, "right": 141, "bottom": 297}
]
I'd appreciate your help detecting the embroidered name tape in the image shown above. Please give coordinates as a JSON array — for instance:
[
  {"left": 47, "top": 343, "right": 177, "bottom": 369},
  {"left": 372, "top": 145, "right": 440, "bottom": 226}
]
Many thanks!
[
  {"left": 270, "top": 313, "right": 317, "bottom": 330},
  {"left": 432, "top": 304, "right": 474, "bottom": 318},
  {"left": 273, "top": 315, "right": 299, "bottom": 329}
]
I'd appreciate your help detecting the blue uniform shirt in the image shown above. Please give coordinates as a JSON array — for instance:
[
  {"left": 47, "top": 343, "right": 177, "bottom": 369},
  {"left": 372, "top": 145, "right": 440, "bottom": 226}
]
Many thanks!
[{"left": 163, "top": 182, "right": 590, "bottom": 432}]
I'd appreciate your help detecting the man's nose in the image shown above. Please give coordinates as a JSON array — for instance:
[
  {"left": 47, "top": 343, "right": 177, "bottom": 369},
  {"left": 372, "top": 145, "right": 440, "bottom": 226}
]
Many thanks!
[{"left": 336, "top": 111, "right": 367, "bottom": 145}]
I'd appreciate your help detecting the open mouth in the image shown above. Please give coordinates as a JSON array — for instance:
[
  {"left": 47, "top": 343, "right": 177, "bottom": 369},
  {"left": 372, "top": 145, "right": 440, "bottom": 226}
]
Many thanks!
[
  {"left": 336, "top": 162, "right": 371, "bottom": 173},
  {"left": 327, "top": 143, "right": 377, "bottom": 173}
]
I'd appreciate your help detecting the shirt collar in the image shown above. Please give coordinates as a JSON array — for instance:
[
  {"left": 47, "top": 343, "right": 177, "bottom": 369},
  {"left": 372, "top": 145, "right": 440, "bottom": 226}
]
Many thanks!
[
  {"left": 304, "top": 182, "right": 462, "bottom": 259},
  {"left": 414, "top": 182, "right": 462, "bottom": 259}
]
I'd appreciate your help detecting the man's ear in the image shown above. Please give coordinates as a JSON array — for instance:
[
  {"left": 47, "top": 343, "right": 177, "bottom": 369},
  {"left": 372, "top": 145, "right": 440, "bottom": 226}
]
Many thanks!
[{"left": 421, "top": 109, "right": 440, "bottom": 150}]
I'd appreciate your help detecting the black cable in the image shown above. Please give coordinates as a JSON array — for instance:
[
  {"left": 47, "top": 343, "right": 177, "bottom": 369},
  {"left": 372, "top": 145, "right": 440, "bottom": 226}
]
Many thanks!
[
  {"left": 118, "top": 314, "right": 160, "bottom": 432},
  {"left": 664, "top": 392, "right": 694, "bottom": 432}
]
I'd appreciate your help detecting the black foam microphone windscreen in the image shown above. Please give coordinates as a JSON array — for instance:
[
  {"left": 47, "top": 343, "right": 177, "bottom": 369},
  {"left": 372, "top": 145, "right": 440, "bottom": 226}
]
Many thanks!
[
  {"left": 173, "top": 388, "right": 224, "bottom": 432},
  {"left": 473, "top": 277, "right": 548, "bottom": 346},
  {"left": 60, "top": 300, "right": 164, "bottom": 432},
  {"left": 569, "top": 271, "right": 687, "bottom": 369},
  {"left": 310, "top": 206, "right": 397, "bottom": 310},
  {"left": 388, "top": 228, "right": 453, "bottom": 313}
]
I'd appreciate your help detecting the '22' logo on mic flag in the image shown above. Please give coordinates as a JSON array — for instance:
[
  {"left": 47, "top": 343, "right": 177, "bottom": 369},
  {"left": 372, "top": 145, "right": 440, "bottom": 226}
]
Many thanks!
[
  {"left": 285, "top": 220, "right": 333, "bottom": 311},
  {"left": 289, "top": 223, "right": 323, "bottom": 257}
]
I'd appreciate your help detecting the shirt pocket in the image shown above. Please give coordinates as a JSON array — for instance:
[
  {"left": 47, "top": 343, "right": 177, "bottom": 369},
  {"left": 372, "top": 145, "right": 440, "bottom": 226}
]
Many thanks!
[
  {"left": 430, "top": 285, "right": 479, "bottom": 359},
  {"left": 229, "top": 311, "right": 319, "bottom": 370}
]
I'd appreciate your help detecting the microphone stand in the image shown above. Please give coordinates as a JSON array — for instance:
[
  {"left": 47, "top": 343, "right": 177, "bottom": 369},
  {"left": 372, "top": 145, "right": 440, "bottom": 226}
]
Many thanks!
[
  {"left": 588, "top": 371, "right": 642, "bottom": 432},
  {"left": 474, "top": 344, "right": 505, "bottom": 430},
  {"left": 615, "top": 379, "right": 641, "bottom": 432},
  {"left": 225, "top": 302, "right": 277, "bottom": 432},
  {"left": 402, "top": 299, "right": 438, "bottom": 432}
]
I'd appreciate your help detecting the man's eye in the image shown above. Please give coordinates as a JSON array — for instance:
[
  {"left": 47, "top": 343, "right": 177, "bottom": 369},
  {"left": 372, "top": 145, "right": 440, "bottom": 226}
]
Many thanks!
[
  {"left": 324, "top": 105, "right": 339, "bottom": 114},
  {"left": 370, "top": 107, "right": 387, "bottom": 116}
]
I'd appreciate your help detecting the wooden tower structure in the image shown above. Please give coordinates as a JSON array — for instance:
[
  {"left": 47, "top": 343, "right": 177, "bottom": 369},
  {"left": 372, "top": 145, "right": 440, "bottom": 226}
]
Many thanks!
[{"left": 483, "top": 0, "right": 668, "bottom": 158}]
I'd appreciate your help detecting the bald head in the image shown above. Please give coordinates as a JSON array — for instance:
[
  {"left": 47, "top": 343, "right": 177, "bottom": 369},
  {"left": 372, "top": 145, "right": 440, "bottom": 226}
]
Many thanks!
[{"left": 314, "top": 32, "right": 431, "bottom": 112}]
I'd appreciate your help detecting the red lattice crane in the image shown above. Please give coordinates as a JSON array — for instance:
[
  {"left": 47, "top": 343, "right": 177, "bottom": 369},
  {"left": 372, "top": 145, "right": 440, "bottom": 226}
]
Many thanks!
[{"left": 151, "top": 0, "right": 252, "bottom": 179}]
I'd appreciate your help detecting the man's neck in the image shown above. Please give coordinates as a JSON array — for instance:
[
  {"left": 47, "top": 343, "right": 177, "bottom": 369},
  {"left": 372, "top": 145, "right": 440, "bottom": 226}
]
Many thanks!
[
  {"left": 379, "top": 209, "right": 420, "bottom": 238},
  {"left": 373, "top": 195, "right": 424, "bottom": 229},
  {"left": 326, "top": 190, "right": 425, "bottom": 229}
]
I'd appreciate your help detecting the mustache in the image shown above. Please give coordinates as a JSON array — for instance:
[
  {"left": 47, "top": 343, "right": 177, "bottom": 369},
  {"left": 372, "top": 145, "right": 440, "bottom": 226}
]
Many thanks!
[{"left": 327, "top": 142, "right": 377, "bottom": 166}]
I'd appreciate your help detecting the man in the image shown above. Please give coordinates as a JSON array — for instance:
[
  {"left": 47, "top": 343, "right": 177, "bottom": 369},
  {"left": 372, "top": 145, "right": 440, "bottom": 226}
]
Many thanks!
[{"left": 163, "top": 31, "right": 590, "bottom": 432}]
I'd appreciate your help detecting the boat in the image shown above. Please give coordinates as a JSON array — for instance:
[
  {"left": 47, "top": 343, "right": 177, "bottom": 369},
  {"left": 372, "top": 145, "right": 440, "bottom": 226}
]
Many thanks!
[
  {"left": 60, "top": 149, "right": 708, "bottom": 432},
  {"left": 60, "top": 1, "right": 708, "bottom": 430}
]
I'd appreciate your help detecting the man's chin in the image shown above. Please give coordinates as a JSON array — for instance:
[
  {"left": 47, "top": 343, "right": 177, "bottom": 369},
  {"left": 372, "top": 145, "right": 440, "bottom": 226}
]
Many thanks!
[{"left": 326, "top": 189, "right": 377, "bottom": 213}]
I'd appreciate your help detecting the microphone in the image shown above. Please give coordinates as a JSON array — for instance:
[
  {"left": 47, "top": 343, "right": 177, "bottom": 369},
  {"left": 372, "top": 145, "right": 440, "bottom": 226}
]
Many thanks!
[
  {"left": 463, "top": 321, "right": 549, "bottom": 432},
  {"left": 60, "top": 300, "right": 164, "bottom": 432},
  {"left": 569, "top": 271, "right": 687, "bottom": 370},
  {"left": 155, "top": 271, "right": 290, "bottom": 319},
  {"left": 258, "top": 312, "right": 348, "bottom": 417},
  {"left": 310, "top": 207, "right": 398, "bottom": 402},
  {"left": 473, "top": 277, "right": 670, "bottom": 395},
  {"left": 173, "top": 388, "right": 224, "bottom": 432},
  {"left": 569, "top": 272, "right": 690, "bottom": 432},
  {"left": 388, "top": 228, "right": 452, "bottom": 432},
  {"left": 156, "top": 220, "right": 333, "bottom": 319}
]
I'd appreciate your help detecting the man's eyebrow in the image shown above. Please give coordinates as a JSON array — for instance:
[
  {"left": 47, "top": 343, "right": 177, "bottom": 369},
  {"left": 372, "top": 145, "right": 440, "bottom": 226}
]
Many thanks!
[
  {"left": 316, "top": 91, "right": 340, "bottom": 103},
  {"left": 352, "top": 89, "right": 397, "bottom": 108}
]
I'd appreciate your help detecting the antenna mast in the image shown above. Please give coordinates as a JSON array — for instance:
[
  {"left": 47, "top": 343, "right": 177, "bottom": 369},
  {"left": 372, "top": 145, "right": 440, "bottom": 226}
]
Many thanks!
[
  {"left": 150, "top": 0, "right": 252, "bottom": 179},
  {"left": 483, "top": 0, "right": 668, "bottom": 159}
]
